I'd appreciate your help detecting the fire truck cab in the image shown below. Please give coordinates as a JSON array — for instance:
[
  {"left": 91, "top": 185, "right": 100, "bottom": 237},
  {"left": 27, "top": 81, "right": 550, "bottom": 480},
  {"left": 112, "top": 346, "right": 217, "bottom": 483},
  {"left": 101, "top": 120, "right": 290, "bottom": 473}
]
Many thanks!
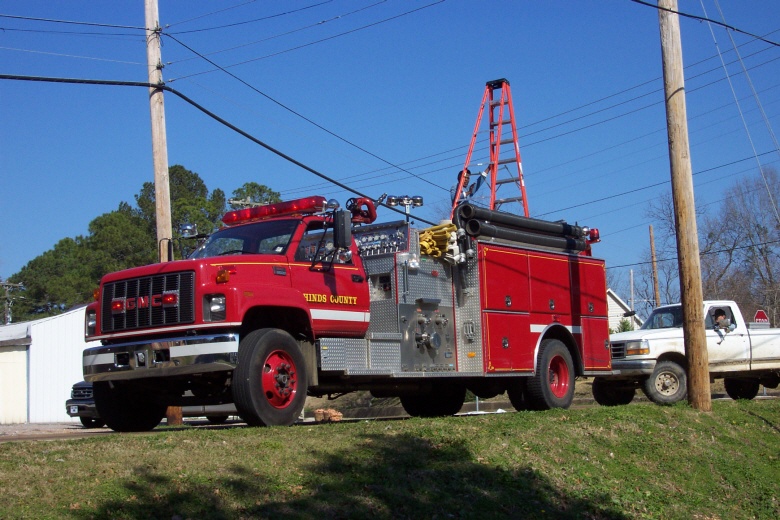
[{"left": 83, "top": 195, "right": 610, "bottom": 431}]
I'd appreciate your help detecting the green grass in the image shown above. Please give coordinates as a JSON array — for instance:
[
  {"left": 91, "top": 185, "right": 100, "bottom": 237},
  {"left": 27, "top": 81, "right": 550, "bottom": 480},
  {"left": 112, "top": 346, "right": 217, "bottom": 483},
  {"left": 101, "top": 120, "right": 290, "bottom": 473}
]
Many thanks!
[{"left": 1, "top": 400, "right": 779, "bottom": 519}]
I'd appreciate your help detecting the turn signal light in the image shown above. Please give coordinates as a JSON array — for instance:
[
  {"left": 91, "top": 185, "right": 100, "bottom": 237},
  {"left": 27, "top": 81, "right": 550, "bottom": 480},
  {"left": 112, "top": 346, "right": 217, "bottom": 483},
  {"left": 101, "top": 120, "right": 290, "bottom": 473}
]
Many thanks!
[{"left": 216, "top": 269, "right": 231, "bottom": 284}]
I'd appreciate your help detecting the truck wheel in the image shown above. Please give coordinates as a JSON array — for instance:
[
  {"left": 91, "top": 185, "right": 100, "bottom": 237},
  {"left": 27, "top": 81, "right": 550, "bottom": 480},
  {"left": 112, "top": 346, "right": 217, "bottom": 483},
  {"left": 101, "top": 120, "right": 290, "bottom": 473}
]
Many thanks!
[
  {"left": 526, "top": 339, "right": 575, "bottom": 410},
  {"left": 592, "top": 377, "right": 635, "bottom": 406},
  {"left": 724, "top": 378, "right": 760, "bottom": 400},
  {"left": 233, "top": 328, "right": 307, "bottom": 427},
  {"left": 79, "top": 417, "right": 105, "bottom": 429},
  {"left": 642, "top": 360, "right": 686, "bottom": 405},
  {"left": 93, "top": 381, "right": 166, "bottom": 432},
  {"left": 506, "top": 378, "right": 528, "bottom": 411},
  {"left": 400, "top": 384, "right": 466, "bottom": 417}
]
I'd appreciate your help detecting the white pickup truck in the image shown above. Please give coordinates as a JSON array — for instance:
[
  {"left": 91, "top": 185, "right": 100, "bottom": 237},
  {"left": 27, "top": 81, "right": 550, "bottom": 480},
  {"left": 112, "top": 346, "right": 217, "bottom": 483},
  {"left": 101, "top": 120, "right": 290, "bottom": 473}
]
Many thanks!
[{"left": 592, "top": 300, "right": 780, "bottom": 405}]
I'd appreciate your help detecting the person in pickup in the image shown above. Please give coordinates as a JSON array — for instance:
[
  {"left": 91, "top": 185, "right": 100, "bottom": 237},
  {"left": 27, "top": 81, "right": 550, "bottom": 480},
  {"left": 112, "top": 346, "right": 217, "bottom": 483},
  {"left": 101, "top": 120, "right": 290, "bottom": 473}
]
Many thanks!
[{"left": 711, "top": 308, "right": 736, "bottom": 332}]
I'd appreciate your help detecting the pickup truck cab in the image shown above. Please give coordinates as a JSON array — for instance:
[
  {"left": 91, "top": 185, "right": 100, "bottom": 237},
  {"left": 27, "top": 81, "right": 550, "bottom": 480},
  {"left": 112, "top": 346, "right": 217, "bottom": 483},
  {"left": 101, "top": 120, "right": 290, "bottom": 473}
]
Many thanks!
[{"left": 592, "top": 300, "right": 780, "bottom": 405}]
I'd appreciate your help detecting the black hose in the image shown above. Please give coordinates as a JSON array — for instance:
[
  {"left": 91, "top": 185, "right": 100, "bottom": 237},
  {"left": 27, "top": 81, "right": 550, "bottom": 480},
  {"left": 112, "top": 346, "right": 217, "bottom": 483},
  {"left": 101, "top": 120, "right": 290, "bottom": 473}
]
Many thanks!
[
  {"left": 464, "top": 220, "right": 588, "bottom": 251},
  {"left": 458, "top": 203, "right": 585, "bottom": 238}
]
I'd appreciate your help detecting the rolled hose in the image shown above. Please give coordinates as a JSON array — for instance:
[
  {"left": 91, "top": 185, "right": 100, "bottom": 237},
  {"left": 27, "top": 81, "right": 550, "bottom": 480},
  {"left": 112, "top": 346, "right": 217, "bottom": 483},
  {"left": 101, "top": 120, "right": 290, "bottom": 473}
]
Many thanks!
[
  {"left": 464, "top": 219, "right": 588, "bottom": 251},
  {"left": 458, "top": 203, "right": 585, "bottom": 238}
]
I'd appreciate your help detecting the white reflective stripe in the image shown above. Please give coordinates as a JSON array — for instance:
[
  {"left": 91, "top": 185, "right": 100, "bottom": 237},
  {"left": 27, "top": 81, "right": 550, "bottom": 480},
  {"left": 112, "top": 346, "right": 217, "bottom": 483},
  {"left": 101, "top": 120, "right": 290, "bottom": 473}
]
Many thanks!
[
  {"left": 531, "top": 324, "right": 582, "bottom": 334},
  {"left": 83, "top": 353, "right": 114, "bottom": 367},
  {"left": 171, "top": 340, "right": 238, "bottom": 358},
  {"left": 311, "top": 309, "right": 371, "bottom": 323}
]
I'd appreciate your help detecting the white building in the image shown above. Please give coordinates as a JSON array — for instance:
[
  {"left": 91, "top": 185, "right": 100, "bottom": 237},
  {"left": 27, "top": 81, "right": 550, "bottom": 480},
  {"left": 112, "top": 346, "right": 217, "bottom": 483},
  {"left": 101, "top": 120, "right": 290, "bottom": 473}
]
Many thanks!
[
  {"left": 0, "top": 306, "right": 96, "bottom": 424},
  {"left": 607, "top": 288, "right": 643, "bottom": 332}
]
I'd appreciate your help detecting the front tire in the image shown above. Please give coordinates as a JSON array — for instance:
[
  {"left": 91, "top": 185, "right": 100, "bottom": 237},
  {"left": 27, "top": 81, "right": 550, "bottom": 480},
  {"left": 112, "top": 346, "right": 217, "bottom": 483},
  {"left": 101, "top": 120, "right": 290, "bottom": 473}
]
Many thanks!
[
  {"left": 233, "top": 328, "right": 308, "bottom": 427},
  {"left": 93, "top": 382, "right": 166, "bottom": 432},
  {"left": 724, "top": 378, "right": 760, "bottom": 400},
  {"left": 592, "top": 377, "right": 635, "bottom": 406},
  {"left": 79, "top": 416, "right": 105, "bottom": 429},
  {"left": 642, "top": 360, "right": 687, "bottom": 405},
  {"left": 526, "top": 339, "right": 575, "bottom": 410}
]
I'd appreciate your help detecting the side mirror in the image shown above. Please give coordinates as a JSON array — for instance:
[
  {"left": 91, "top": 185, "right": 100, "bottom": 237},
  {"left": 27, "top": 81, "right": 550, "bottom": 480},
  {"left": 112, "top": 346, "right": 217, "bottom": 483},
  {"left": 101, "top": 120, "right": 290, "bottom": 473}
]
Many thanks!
[{"left": 332, "top": 209, "right": 352, "bottom": 250}]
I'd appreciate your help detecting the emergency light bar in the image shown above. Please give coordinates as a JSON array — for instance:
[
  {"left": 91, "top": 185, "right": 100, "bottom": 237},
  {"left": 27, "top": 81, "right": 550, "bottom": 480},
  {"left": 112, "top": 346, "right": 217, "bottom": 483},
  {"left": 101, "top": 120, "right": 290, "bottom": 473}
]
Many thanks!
[{"left": 221, "top": 196, "right": 327, "bottom": 225}]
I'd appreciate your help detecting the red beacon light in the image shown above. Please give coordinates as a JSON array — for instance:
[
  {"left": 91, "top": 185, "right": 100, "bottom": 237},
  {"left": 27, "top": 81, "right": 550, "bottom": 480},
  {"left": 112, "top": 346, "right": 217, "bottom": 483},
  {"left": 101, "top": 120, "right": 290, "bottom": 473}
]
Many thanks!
[
  {"left": 222, "top": 196, "right": 328, "bottom": 226},
  {"left": 586, "top": 228, "right": 600, "bottom": 244}
]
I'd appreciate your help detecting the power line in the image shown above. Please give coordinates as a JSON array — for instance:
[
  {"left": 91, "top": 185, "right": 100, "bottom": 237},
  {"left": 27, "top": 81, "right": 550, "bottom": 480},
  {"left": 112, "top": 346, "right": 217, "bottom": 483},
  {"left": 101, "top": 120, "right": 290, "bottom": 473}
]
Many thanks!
[
  {"left": 0, "top": 73, "right": 436, "bottom": 226},
  {"left": 0, "top": 13, "right": 145, "bottom": 31},
  {"left": 165, "top": 0, "right": 259, "bottom": 29},
  {"left": 164, "top": 32, "right": 448, "bottom": 192},
  {"left": 166, "top": 0, "right": 335, "bottom": 34},
  {"left": 629, "top": 0, "right": 780, "bottom": 47},
  {"left": 607, "top": 238, "right": 780, "bottom": 270}
]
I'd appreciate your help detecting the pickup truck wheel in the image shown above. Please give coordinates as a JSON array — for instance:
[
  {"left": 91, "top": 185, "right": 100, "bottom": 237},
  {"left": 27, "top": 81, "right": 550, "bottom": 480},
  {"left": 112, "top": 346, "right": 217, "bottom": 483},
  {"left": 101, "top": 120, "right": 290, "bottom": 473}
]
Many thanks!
[
  {"left": 233, "top": 328, "right": 307, "bottom": 427},
  {"left": 592, "top": 377, "right": 635, "bottom": 406},
  {"left": 724, "top": 378, "right": 760, "bottom": 400},
  {"left": 526, "top": 339, "right": 575, "bottom": 410},
  {"left": 642, "top": 361, "right": 686, "bottom": 405},
  {"left": 400, "top": 384, "right": 466, "bottom": 417},
  {"left": 79, "top": 417, "right": 105, "bottom": 429},
  {"left": 93, "top": 382, "right": 166, "bottom": 432}
]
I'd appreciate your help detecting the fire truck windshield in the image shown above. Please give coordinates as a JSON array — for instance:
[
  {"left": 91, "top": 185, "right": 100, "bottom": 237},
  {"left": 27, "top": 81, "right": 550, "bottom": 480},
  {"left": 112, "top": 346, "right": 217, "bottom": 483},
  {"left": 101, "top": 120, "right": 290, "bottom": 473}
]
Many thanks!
[{"left": 190, "top": 219, "right": 299, "bottom": 258}]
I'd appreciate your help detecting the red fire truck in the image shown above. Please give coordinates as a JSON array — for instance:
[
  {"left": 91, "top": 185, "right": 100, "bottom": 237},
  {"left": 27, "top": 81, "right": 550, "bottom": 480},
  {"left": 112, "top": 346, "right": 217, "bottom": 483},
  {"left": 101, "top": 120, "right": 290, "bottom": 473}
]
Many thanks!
[{"left": 83, "top": 196, "right": 609, "bottom": 431}]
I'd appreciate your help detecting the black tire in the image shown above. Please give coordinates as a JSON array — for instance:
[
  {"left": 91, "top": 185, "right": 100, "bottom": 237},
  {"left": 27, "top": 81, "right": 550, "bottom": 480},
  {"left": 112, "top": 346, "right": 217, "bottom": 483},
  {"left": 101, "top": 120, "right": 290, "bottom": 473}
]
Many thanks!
[
  {"left": 232, "top": 328, "right": 308, "bottom": 427},
  {"left": 526, "top": 339, "right": 576, "bottom": 410},
  {"left": 506, "top": 378, "right": 528, "bottom": 411},
  {"left": 724, "top": 378, "right": 760, "bottom": 401},
  {"left": 592, "top": 377, "right": 635, "bottom": 406},
  {"left": 642, "top": 360, "right": 687, "bottom": 405},
  {"left": 206, "top": 415, "right": 229, "bottom": 425},
  {"left": 93, "top": 381, "right": 166, "bottom": 432},
  {"left": 400, "top": 384, "right": 466, "bottom": 417},
  {"left": 79, "top": 416, "right": 105, "bottom": 429}
]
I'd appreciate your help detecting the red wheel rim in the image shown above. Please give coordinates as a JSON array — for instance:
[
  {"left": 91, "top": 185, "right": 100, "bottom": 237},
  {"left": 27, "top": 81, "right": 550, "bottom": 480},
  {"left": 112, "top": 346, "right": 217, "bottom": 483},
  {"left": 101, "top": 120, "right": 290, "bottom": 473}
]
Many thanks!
[
  {"left": 548, "top": 354, "right": 571, "bottom": 398},
  {"left": 261, "top": 349, "right": 298, "bottom": 409}
]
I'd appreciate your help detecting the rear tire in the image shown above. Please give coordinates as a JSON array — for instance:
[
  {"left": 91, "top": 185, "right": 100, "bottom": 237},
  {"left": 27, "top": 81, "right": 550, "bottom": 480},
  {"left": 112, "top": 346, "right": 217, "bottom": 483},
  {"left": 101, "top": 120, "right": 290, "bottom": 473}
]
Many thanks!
[
  {"left": 233, "top": 328, "right": 307, "bottom": 427},
  {"left": 724, "top": 377, "right": 760, "bottom": 400},
  {"left": 526, "top": 339, "right": 575, "bottom": 410},
  {"left": 642, "top": 360, "right": 686, "bottom": 405},
  {"left": 93, "top": 382, "right": 166, "bottom": 432},
  {"left": 400, "top": 384, "right": 466, "bottom": 417},
  {"left": 592, "top": 377, "right": 635, "bottom": 406},
  {"left": 506, "top": 378, "right": 528, "bottom": 411}
]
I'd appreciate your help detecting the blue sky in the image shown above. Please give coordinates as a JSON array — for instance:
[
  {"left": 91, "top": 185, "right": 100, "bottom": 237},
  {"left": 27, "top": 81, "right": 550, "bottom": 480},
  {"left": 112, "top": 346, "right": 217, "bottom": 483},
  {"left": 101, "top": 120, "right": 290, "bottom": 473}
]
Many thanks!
[{"left": 2, "top": 0, "right": 779, "bottom": 301}]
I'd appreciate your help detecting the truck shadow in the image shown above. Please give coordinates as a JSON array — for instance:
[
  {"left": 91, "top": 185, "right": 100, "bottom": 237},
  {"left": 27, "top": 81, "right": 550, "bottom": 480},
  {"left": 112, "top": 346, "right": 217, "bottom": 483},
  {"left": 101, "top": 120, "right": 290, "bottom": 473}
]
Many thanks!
[{"left": 72, "top": 430, "right": 629, "bottom": 519}]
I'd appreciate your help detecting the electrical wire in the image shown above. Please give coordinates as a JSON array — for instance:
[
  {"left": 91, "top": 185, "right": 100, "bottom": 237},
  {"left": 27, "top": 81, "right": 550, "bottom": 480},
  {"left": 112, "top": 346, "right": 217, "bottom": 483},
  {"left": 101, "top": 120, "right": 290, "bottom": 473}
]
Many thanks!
[
  {"left": 166, "top": 1, "right": 334, "bottom": 34},
  {"left": 164, "top": 32, "right": 448, "bottom": 192},
  {"left": 0, "top": 73, "right": 436, "bottom": 226},
  {"left": 0, "top": 13, "right": 145, "bottom": 31},
  {"left": 165, "top": 0, "right": 259, "bottom": 29},
  {"left": 629, "top": 0, "right": 780, "bottom": 47}
]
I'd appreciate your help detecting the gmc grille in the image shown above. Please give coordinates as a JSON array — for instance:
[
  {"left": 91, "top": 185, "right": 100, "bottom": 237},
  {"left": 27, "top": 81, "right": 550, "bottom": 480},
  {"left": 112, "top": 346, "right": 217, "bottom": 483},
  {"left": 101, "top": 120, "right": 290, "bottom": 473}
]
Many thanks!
[
  {"left": 611, "top": 342, "right": 626, "bottom": 359},
  {"left": 101, "top": 272, "right": 195, "bottom": 332},
  {"left": 72, "top": 386, "right": 93, "bottom": 399}
]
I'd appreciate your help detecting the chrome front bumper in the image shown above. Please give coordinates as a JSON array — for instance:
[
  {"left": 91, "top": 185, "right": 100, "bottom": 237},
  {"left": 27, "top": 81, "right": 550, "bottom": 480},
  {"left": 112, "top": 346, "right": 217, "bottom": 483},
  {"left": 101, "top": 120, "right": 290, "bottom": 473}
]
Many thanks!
[
  {"left": 609, "top": 359, "right": 656, "bottom": 377},
  {"left": 83, "top": 333, "right": 239, "bottom": 382}
]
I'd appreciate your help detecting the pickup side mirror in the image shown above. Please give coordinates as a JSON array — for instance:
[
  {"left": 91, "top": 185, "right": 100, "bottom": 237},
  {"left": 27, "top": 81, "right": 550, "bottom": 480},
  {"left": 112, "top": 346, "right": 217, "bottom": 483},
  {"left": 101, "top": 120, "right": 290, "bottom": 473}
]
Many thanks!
[{"left": 332, "top": 209, "right": 352, "bottom": 250}]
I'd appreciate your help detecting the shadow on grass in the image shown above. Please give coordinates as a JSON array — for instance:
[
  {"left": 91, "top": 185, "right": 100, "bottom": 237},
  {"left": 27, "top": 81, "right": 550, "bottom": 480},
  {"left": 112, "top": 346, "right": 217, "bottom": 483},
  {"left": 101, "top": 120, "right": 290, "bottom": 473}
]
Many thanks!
[{"left": 73, "top": 431, "right": 628, "bottom": 519}]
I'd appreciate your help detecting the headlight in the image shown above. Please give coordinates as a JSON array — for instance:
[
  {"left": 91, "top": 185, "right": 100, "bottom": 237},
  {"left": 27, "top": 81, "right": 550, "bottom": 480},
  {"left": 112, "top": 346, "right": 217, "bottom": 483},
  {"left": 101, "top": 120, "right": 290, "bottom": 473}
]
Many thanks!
[
  {"left": 625, "top": 340, "right": 650, "bottom": 356},
  {"left": 205, "top": 295, "right": 227, "bottom": 321},
  {"left": 85, "top": 310, "right": 97, "bottom": 336}
]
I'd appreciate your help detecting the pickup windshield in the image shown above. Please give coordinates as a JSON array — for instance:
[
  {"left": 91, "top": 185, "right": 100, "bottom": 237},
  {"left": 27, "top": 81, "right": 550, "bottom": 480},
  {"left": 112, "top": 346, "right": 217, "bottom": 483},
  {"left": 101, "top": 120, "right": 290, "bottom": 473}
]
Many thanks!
[
  {"left": 640, "top": 306, "right": 683, "bottom": 330},
  {"left": 190, "top": 219, "right": 299, "bottom": 258}
]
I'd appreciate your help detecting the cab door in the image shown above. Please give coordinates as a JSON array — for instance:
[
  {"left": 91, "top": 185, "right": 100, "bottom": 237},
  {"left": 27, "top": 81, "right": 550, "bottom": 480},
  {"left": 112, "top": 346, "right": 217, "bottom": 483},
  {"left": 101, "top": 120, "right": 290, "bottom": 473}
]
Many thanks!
[
  {"left": 289, "top": 222, "right": 370, "bottom": 337},
  {"left": 705, "top": 305, "right": 750, "bottom": 371}
]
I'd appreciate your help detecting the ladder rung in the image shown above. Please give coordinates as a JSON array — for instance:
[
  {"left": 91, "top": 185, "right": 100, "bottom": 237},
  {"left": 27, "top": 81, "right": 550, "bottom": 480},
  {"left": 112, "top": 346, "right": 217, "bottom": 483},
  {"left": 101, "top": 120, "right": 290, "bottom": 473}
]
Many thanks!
[
  {"left": 495, "top": 178, "right": 518, "bottom": 185},
  {"left": 490, "top": 120, "right": 512, "bottom": 127},
  {"left": 490, "top": 100, "right": 505, "bottom": 107},
  {"left": 500, "top": 138, "right": 515, "bottom": 145},
  {"left": 497, "top": 158, "right": 518, "bottom": 165},
  {"left": 495, "top": 197, "right": 523, "bottom": 205}
]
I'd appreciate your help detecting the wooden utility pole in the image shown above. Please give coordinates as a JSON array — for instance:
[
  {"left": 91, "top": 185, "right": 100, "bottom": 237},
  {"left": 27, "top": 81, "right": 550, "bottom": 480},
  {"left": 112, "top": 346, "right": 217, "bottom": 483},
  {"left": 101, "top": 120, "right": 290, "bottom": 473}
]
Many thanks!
[
  {"left": 145, "top": 0, "right": 173, "bottom": 263},
  {"left": 657, "top": 0, "right": 711, "bottom": 411},
  {"left": 649, "top": 225, "right": 661, "bottom": 307},
  {"left": 145, "top": 0, "right": 181, "bottom": 425}
]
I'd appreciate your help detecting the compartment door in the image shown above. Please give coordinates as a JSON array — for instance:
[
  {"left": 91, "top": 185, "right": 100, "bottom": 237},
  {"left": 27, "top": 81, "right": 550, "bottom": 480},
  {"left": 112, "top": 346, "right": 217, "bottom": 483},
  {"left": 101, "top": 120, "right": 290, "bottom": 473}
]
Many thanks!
[{"left": 483, "top": 312, "right": 533, "bottom": 372}]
